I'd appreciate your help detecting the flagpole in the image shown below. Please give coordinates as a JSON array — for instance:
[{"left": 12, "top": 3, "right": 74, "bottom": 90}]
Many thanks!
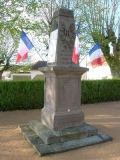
[
  {"left": 79, "top": 53, "right": 88, "bottom": 64},
  {"left": 33, "top": 47, "right": 46, "bottom": 63}
]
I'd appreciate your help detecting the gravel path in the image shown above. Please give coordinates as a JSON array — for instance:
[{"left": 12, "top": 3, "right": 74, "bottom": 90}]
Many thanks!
[{"left": 0, "top": 101, "right": 120, "bottom": 160}]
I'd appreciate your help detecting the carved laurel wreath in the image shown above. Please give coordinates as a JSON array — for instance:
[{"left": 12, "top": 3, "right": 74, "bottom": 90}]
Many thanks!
[{"left": 59, "top": 21, "right": 75, "bottom": 50}]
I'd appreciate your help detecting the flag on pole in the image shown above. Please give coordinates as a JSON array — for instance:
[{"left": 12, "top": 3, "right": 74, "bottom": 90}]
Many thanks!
[
  {"left": 89, "top": 42, "right": 103, "bottom": 67},
  {"left": 72, "top": 22, "right": 80, "bottom": 64},
  {"left": 16, "top": 31, "right": 34, "bottom": 63}
]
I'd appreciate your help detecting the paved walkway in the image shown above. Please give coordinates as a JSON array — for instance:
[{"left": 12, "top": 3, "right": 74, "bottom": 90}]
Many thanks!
[{"left": 0, "top": 101, "right": 120, "bottom": 160}]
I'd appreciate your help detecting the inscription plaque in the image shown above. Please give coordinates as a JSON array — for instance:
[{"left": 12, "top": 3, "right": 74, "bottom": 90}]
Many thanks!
[
  {"left": 59, "top": 78, "right": 78, "bottom": 109},
  {"left": 47, "top": 29, "right": 58, "bottom": 63}
]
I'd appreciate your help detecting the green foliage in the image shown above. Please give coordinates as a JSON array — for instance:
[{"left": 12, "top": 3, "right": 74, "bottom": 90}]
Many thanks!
[
  {"left": 81, "top": 79, "right": 120, "bottom": 104},
  {"left": 0, "top": 80, "right": 44, "bottom": 111},
  {"left": 79, "top": 0, "right": 120, "bottom": 77}
]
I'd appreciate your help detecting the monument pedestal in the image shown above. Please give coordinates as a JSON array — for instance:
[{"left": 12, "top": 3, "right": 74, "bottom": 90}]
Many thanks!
[
  {"left": 40, "top": 66, "right": 87, "bottom": 130},
  {"left": 28, "top": 66, "right": 89, "bottom": 145}
]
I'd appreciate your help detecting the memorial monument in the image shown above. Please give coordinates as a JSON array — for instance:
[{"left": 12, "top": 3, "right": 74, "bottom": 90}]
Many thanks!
[{"left": 19, "top": 8, "right": 112, "bottom": 156}]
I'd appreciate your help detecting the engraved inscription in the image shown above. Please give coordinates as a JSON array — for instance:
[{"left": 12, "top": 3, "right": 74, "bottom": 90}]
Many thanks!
[
  {"left": 59, "top": 117, "right": 80, "bottom": 124},
  {"left": 46, "top": 78, "right": 54, "bottom": 107},
  {"left": 55, "top": 115, "right": 82, "bottom": 128},
  {"left": 59, "top": 51, "right": 71, "bottom": 65},
  {"left": 59, "top": 79, "right": 78, "bottom": 108}
]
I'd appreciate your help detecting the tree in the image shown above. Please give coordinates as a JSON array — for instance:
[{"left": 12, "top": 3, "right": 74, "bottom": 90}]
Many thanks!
[
  {"left": 0, "top": 0, "right": 61, "bottom": 75},
  {"left": 77, "top": 0, "right": 120, "bottom": 78},
  {"left": 0, "top": 0, "right": 37, "bottom": 79}
]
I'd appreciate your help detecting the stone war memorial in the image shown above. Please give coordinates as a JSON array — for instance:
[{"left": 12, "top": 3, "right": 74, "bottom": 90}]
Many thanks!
[{"left": 19, "top": 8, "right": 112, "bottom": 156}]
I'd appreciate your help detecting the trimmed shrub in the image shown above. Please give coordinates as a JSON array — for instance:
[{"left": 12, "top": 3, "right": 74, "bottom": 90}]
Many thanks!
[
  {"left": 0, "top": 80, "right": 44, "bottom": 111},
  {"left": 0, "top": 79, "right": 120, "bottom": 111},
  {"left": 81, "top": 79, "right": 120, "bottom": 104}
]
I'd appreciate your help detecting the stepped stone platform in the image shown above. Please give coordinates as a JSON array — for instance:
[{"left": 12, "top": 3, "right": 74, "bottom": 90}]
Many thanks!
[{"left": 18, "top": 120, "right": 113, "bottom": 156}]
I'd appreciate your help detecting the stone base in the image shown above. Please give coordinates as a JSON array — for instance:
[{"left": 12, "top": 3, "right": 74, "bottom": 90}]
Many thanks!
[
  {"left": 41, "top": 108, "right": 84, "bottom": 130},
  {"left": 18, "top": 120, "right": 113, "bottom": 156},
  {"left": 29, "top": 120, "right": 98, "bottom": 144}
]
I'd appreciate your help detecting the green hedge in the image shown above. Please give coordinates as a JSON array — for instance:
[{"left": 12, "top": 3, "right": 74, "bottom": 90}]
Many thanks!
[
  {"left": 0, "top": 79, "right": 120, "bottom": 111},
  {"left": 81, "top": 79, "right": 120, "bottom": 104},
  {"left": 0, "top": 80, "right": 44, "bottom": 111}
]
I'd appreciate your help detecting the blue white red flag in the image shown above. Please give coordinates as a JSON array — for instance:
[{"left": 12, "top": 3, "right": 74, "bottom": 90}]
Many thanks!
[
  {"left": 89, "top": 42, "right": 103, "bottom": 67},
  {"left": 16, "top": 31, "right": 34, "bottom": 63},
  {"left": 72, "top": 22, "right": 80, "bottom": 64}
]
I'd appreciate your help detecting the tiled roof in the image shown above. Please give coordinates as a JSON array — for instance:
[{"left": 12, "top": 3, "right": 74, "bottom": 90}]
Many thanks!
[{"left": 32, "top": 61, "right": 47, "bottom": 70}]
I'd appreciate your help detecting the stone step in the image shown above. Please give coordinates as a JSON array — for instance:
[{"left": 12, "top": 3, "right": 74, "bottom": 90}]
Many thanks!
[
  {"left": 18, "top": 125, "right": 113, "bottom": 157},
  {"left": 29, "top": 120, "right": 98, "bottom": 144}
]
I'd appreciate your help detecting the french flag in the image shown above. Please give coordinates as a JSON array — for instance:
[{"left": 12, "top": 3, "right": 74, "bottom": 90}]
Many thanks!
[
  {"left": 72, "top": 22, "right": 80, "bottom": 64},
  {"left": 89, "top": 42, "right": 103, "bottom": 67},
  {"left": 72, "top": 35, "right": 79, "bottom": 64},
  {"left": 16, "top": 31, "right": 34, "bottom": 63}
]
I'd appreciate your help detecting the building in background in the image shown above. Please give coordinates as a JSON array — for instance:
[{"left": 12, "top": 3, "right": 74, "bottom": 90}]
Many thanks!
[
  {"left": 80, "top": 55, "right": 112, "bottom": 80},
  {"left": 2, "top": 61, "right": 47, "bottom": 80},
  {"left": 2, "top": 71, "right": 11, "bottom": 80},
  {"left": 30, "top": 61, "right": 47, "bottom": 80}
]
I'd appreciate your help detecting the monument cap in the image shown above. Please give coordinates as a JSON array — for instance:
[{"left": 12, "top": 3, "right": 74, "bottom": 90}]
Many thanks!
[{"left": 53, "top": 8, "right": 74, "bottom": 19}]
